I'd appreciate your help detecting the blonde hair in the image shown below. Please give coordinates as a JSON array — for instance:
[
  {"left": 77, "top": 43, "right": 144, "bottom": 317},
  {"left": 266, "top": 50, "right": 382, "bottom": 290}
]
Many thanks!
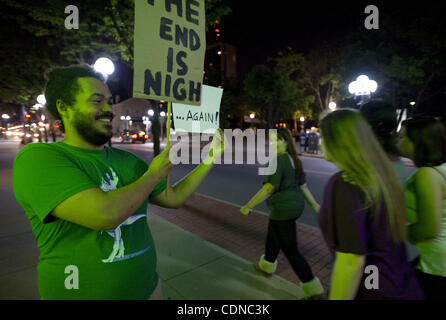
[{"left": 320, "top": 109, "right": 407, "bottom": 243}]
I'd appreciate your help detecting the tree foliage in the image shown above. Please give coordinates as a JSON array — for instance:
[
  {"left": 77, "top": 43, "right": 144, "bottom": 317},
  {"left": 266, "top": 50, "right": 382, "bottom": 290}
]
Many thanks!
[
  {"left": 0, "top": 0, "right": 231, "bottom": 108},
  {"left": 244, "top": 50, "right": 314, "bottom": 128}
]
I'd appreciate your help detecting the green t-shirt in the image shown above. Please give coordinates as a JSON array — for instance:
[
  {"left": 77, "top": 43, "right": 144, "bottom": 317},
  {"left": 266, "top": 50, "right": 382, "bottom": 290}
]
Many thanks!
[
  {"left": 12, "top": 142, "right": 166, "bottom": 300},
  {"left": 263, "top": 153, "right": 306, "bottom": 221}
]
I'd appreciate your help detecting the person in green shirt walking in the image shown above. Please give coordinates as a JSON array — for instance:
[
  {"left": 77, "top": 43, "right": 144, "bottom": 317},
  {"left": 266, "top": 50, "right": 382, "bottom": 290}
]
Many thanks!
[
  {"left": 12, "top": 65, "right": 225, "bottom": 300},
  {"left": 240, "top": 128, "right": 324, "bottom": 299}
]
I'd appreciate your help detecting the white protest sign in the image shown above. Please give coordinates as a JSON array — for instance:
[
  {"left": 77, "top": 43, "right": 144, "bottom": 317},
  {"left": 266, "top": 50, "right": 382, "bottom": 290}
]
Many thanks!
[
  {"left": 133, "top": 0, "right": 206, "bottom": 105},
  {"left": 172, "top": 85, "right": 223, "bottom": 133}
]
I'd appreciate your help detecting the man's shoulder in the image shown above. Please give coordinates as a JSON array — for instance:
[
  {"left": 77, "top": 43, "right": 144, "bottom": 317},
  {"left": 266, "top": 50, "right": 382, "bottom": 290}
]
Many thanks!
[
  {"left": 106, "top": 146, "right": 148, "bottom": 166},
  {"left": 16, "top": 142, "right": 62, "bottom": 159}
]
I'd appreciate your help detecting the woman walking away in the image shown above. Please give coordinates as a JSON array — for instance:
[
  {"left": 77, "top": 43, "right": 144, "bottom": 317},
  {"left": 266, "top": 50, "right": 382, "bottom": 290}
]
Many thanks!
[
  {"left": 360, "top": 100, "right": 419, "bottom": 263},
  {"left": 318, "top": 109, "right": 424, "bottom": 300},
  {"left": 240, "top": 128, "right": 323, "bottom": 299},
  {"left": 399, "top": 116, "right": 446, "bottom": 300}
]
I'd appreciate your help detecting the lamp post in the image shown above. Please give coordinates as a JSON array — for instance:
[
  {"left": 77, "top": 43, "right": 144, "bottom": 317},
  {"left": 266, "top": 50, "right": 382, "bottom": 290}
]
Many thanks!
[
  {"left": 1, "top": 114, "right": 10, "bottom": 139},
  {"left": 348, "top": 75, "right": 378, "bottom": 106},
  {"left": 120, "top": 115, "right": 131, "bottom": 130},
  {"left": 125, "top": 116, "right": 131, "bottom": 130},
  {"left": 159, "top": 111, "right": 166, "bottom": 140}
]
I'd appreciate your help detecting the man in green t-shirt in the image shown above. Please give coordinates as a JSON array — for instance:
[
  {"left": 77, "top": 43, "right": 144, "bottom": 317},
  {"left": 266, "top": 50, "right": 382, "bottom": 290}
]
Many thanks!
[{"left": 12, "top": 65, "right": 224, "bottom": 300}]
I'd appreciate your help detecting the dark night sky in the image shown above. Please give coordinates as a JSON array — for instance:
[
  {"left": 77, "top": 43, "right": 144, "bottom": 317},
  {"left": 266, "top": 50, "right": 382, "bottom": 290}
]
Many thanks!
[
  {"left": 218, "top": 0, "right": 445, "bottom": 74},
  {"left": 220, "top": 0, "right": 367, "bottom": 73}
]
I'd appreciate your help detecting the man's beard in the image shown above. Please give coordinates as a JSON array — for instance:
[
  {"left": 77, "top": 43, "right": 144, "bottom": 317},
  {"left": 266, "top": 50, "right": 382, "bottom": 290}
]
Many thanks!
[{"left": 73, "top": 114, "right": 113, "bottom": 146}]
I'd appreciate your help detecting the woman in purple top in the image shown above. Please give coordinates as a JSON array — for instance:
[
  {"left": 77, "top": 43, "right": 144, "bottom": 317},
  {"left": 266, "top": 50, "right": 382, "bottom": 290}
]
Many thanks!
[{"left": 318, "top": 109, "right": 424, "bottom": 300}]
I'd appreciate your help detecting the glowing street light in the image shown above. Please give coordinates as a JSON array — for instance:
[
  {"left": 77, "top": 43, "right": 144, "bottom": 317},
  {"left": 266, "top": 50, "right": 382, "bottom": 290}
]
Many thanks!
[
  {"left": 328, "top": 102, "right": 337, "bottom": 110},
  {"left": 299, "top": 116, "right": 305, "bottom": 122},
  {"left": 37, "top": 94, "right": 46, "bottom": 105},
  {"left": 93, "top": 57, "right": 115, "bottom": 78},
  {"left": 249, "top": 113, "right": 255, "bottom": 119},
  {"left": 410, "top": 101, "right": 416, "bottom": 106},
  {"left": 2, "top": 114, "right": 10, "bottom": 120},
  {"left": 348, "top": 75, "right": 378, "bottom": 106},
  {"left": 160, "top": 111, "right": 166, "bottom": 117},
  {"left": 148, "top": 109, "right": 154, "bottom": 116},
  {"left": 348, "top": 75, "right": 378, "bottom": 96}
]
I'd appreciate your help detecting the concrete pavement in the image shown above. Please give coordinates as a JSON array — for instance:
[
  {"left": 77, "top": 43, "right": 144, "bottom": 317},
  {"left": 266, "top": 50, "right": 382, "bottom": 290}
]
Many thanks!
[{"left": 0, "top": 192, "right": 330, "bottom": 300}]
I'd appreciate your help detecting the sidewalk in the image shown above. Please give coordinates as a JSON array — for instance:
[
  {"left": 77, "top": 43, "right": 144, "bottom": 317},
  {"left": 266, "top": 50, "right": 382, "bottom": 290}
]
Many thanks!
[
  {"left": 0, "top": 193, "right": 332, "bottom": 300},
  {"left": 149, "top": 193, "right": 333, "bottom": 300}
]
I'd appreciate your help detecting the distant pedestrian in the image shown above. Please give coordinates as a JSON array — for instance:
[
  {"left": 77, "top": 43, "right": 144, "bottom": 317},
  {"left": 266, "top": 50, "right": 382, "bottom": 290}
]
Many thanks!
[
  {"left": 50, "top": 128, "right": 56, "bottom": 142},
  {"left": 240, "top": 128, "right": 324, "bottom": 299},
  {"left": 308, "top": 130, "right": 319, "bottom": 154},
  {"left": 299, "top": 130, "right": 306, "bottom": 153},
  {"left": 305, "top": 131, "right": 309, "bottom": 152},
  {"left": 318, "top": 109, "right": 424, "bottom": 300},
  {"left": 399, "top": 116, "right": 446, "bottom": 300},
  {"left": 360, "top": 100, "right": 418, "bottom": 262}
]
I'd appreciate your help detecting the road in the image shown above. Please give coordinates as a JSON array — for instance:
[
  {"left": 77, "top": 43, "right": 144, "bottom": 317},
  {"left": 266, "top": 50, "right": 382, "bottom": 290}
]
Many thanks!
[{"left": 0, "top": 139, "right": 416, "bottom": 230}]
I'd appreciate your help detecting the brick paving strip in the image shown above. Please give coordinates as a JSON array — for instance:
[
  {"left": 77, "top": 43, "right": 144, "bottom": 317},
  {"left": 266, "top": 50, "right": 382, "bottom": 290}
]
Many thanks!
[{"left": 149, "top": 193, "right": 334, "bottom": 291}]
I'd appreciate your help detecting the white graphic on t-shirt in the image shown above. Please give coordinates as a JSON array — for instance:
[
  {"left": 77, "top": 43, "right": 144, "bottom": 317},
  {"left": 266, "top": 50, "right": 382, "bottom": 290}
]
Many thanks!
[
  {"left": 98, "top": 167, "right": 150, "bottom": 264},
  {"left": 99, "top": 168, "right": 119, "bottom": 192},
  {"left": 102, "top": 214, "right": 147, "bottom": 263}
]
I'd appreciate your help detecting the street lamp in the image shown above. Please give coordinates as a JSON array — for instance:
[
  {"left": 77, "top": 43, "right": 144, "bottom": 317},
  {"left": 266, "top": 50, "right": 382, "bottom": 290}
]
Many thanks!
[
  {"left": 37, "top": 94, "right": 46, "bottom": 105},
  {"left": 120, "top": 116, "right": 131, "bottom": 130},
  {"left": 93, "top": 57, "right": 115, "bottom": 79},
  {"left": 328, "top": 102, "right": 337, "bottom": 111},
  {"left": 249, "top": 113, "right": 255, "bottom": 119},
  {"left": 142, "top": 116, "right": 151, "bottom": 134},
  {"left": 148, "top": 109, "right": 154, "bottom": 117},
  {"left": 159, "top": 112, "right": 167, "bottom": 140},
  {"left": 348, "top": 75, "right": 378, "bottom": 106}
]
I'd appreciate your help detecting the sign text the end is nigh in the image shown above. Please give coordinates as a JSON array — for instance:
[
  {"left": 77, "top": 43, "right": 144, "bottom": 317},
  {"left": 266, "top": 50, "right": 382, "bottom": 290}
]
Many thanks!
[{"left": 133, "top": 0, "right": 206, "bottom": 105}]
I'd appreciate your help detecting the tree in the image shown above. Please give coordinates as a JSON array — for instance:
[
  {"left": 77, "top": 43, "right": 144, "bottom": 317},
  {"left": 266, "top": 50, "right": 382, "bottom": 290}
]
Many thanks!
[
  {"left": 244, "top": 50, "right": 314, "bottom": 129},
  {"left": 218, "top": 76, "right": 249, "bottom": 129},
  {"left": 338, "top": 2, "right": 446, "bottom": 120},
  {"left": 274, "top": 46, "right": 344, "bottom": 116},
  {"left": 0, "top": 0, "right": 231, "bottom": 104},
  {"left": 0, "top": 0, "right": 232, "bottom": 154}
]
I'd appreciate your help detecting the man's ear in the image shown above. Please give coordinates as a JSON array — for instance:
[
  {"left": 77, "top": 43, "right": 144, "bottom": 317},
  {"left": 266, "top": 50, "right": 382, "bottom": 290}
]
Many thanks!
[{"left": 56, "top": 99, "right": 68, "bottom": 118}]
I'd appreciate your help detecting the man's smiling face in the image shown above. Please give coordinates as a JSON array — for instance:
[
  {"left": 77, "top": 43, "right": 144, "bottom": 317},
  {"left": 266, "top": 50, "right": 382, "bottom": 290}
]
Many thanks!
[{"left": 65, "top": 77, "right": 114, "bottom": 146}]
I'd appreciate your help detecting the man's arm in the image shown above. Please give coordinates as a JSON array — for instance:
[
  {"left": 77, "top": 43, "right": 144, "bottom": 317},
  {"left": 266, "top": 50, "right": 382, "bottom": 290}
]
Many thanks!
[
  {"left": 150, "top": 159, "right": 214, "bottom": 209},
  {"left": 150, "top": 129, "right": 225, "bottom": 209},
  {"left": 52, "top": 147, "right": 172, "bottom": 230}
]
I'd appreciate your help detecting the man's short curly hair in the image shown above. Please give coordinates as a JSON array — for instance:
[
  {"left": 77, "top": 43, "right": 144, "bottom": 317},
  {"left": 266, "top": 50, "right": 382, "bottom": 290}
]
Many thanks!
[{"left": 43, "top": 64, "right": 104, "bottom": 121}]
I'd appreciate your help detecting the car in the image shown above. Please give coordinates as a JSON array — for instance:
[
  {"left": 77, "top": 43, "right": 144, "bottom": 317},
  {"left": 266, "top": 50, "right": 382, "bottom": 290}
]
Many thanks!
[{"left": 120, "top": 130, "right": 149, "bottom": 144}]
